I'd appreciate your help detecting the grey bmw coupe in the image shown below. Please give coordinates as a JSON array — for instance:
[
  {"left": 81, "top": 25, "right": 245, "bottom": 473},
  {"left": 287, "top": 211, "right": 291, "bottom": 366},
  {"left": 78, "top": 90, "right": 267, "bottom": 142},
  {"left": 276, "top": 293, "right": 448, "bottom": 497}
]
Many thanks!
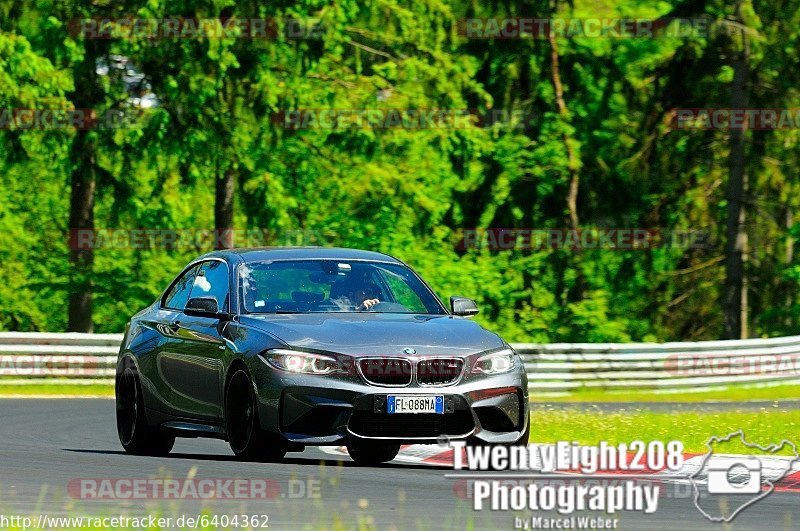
[{"left": 116, "top": 247, "right": 530, "bottom": 464}]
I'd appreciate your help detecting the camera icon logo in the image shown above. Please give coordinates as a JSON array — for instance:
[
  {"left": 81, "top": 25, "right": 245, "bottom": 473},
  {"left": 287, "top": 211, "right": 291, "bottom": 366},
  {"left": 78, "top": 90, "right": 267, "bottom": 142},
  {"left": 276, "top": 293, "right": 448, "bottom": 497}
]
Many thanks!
[
  {"left": 706, "top": 456, "right": 762, "bottom": 494},
  {"left": 690, "top": 430, "right": 800, "bottom": 523}
]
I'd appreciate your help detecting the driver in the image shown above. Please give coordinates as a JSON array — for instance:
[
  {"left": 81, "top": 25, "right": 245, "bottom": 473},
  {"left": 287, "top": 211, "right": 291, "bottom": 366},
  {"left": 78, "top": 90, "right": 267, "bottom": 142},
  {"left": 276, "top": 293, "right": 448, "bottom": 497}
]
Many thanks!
[
  {"left": 331, "top": 278, "right": 381, "bottom": 311},
  {"left": 351, "top": 284, "right": 380, "bottom": 311}
]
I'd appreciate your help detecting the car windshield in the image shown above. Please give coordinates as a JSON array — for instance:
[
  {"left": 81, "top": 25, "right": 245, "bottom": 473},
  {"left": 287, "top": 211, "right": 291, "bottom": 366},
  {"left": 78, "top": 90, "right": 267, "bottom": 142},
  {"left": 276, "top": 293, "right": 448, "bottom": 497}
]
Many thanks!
[{"left": 239, "top": 259, "right": 447, "bottom": 315}]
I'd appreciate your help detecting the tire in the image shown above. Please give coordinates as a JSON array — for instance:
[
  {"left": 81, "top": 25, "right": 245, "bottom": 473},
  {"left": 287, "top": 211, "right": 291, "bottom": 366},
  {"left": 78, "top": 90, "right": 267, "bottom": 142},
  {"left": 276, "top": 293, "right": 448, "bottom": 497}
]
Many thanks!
[
  {"left": 116, "top": 360, "right": 175, "bottom": 456},
  {"left": 346, "top": 442, "right": 401, "bottom": 465},
  {"left": 225, "top": 369, "right": 286, "bottom": 461}
]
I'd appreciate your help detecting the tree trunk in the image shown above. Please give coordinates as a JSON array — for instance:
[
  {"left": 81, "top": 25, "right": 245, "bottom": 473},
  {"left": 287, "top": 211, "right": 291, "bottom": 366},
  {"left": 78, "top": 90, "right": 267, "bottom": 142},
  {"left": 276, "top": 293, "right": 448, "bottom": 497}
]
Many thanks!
[
  {"left": 785, "top": 208, "right": 793, "bottom": 329},
  {"left": 67, "top": 132, "right": 96, "bottom": 332},
  {"left": 66, "top": 38, "right": 104, "bottom": 333},
  {"left": 215, "top": 168, "right": 235, "bottom": 249},
  {"left": 548, "top": 31, "right": 580, "bottom": 230},
  {"left": 786, "top": 209, "right": 794, "bottom": 264},
  {"left": 723, "top": 12, "right": 750, "bottom": 339}
]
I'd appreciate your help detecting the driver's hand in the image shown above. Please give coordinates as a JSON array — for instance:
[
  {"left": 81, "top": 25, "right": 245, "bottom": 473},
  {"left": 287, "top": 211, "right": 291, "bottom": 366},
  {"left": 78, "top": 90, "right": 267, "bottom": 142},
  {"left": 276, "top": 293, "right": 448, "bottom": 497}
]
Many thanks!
[{"left": 357, "top": 298, "right": 380, "bottom": 310}]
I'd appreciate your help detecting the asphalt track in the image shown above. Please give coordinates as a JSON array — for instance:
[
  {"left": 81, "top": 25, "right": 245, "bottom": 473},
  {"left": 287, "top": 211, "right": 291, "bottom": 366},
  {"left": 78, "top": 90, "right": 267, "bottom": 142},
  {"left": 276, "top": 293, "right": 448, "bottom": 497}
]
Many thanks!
[{"left": 1, "top": 399, "right": 798, "bottom": 530}]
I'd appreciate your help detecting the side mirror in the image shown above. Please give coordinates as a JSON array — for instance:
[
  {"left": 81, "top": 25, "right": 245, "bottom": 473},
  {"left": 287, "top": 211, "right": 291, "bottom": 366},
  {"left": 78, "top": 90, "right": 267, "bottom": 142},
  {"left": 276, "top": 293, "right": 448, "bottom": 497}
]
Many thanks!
[
  {"left": 185, "top": 297, "right": 225, "bottom": 318},
  {"left": 450, "top": 296, "right": 479, "bottom": 317}
]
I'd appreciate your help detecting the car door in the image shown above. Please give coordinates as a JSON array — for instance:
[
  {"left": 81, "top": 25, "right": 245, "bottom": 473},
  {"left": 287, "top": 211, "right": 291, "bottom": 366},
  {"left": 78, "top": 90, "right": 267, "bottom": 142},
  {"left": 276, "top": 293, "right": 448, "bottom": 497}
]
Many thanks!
[
  {"left": 157, "top": 259, "right": 231, "bottom": 420},
  {"left": 145, "top": 263, "right": 201, "bottom": 418}
]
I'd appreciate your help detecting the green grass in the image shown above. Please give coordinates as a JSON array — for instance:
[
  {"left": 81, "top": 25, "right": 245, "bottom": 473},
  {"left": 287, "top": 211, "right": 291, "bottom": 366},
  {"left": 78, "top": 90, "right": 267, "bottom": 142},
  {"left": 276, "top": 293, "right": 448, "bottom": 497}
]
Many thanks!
[
  {"left": 531, "top": 407, "right": 800, "bottom": 454},
  {"left": 533, "top": 383, "right": 800, "bottom": 403},
  {"left": 0, "top": 383, "right": 113, "bottom": 397}
]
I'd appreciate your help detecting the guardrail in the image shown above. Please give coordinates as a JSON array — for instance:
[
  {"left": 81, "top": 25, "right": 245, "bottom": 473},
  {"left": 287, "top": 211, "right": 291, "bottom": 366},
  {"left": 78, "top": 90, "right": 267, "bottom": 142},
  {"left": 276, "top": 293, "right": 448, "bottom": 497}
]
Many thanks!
[
  {"left": 2, "top": 332, "right": 800, "bottom": 392},
  {"left": 516, "top": 335, "right": 800, "bottom": 392},
  {"left": 0, "top": 332, "right": 119, "bottom": 385}
]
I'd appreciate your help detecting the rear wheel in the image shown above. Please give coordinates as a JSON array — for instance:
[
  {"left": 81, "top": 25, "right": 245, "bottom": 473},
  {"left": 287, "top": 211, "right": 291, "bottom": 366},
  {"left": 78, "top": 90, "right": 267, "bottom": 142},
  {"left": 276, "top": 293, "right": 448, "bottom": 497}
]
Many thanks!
[
  {"left": 116, "top": 360, "right": 175, "bottom": 456},
  {"left": 346, "top": 442, "right": 401, "bottom": 465},
  {"left": 225, "top": 369, "right": 286, "bottom": 461}
]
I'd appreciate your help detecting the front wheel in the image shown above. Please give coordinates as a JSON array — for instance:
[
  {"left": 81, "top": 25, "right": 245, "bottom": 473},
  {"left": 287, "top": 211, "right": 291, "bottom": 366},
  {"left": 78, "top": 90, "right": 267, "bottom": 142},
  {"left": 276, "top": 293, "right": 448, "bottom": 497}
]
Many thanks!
[
  {"left": 346, "top": 442, "right": 401, "bottom": 465},
  {"left": 225, "top": 369, "right": 286, "bottom": 461},
  {"left": 116, "top": 360, "right": 175, "bottom": 456}
]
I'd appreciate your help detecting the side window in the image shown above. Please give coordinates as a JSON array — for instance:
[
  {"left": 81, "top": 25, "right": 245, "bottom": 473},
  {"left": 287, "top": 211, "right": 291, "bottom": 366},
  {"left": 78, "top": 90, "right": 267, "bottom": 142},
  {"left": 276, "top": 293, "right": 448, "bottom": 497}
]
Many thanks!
[
  {"left": 188, "top": 260, "right": 230, "bottom": 312},
  {"left": 163, "top": 265, "right": 199, "bottom": 310}
]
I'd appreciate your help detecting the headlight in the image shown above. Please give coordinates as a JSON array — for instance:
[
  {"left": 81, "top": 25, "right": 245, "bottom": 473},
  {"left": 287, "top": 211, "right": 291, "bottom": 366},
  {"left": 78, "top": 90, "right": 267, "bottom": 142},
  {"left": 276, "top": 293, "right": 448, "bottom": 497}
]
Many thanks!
[
  {"left": 262, "top": 349, "right": 344, "bottom": 375},
  {"left": 472, "top": 348, "right": 515, "bottom": 375}
]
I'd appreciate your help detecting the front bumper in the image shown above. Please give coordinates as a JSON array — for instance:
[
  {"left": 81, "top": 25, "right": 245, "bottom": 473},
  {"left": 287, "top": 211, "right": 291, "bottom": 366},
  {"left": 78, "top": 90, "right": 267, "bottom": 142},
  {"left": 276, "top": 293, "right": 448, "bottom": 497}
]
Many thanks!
[{"left": 251, "top": 358, "right": 529, "bottom": 445}]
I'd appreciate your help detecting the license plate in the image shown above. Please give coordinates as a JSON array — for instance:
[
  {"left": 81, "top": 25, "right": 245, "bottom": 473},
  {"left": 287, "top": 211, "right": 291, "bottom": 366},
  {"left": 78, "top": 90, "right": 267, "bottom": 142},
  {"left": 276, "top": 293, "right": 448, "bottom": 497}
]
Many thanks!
[{"left": 387, "top": 395, "right": 444, "bottom": 414}]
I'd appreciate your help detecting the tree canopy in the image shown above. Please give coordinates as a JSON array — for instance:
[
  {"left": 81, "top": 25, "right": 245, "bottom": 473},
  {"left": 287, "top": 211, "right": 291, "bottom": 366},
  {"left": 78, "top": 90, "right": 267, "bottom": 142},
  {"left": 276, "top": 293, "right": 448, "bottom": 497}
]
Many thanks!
[{"left": 1, "top": 0, "right": 798, "bottom": 342}]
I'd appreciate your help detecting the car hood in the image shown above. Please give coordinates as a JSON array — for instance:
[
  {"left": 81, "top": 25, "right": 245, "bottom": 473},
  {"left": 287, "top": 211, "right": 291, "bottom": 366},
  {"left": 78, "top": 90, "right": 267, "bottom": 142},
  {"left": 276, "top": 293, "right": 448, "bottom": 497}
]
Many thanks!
[{"left": 239, "top": 313, "right": 505, "bottom": 356}]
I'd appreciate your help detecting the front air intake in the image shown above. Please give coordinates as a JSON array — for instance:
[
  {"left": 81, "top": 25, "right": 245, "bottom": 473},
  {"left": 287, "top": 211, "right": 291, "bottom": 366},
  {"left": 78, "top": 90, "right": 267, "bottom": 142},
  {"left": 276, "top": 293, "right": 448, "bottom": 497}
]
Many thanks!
[
  {"left": 417, "top": 358, "right": 464, "bottom": 386},
  {"left": 358, "top": 358, "right": 413, "bottom": 386}
]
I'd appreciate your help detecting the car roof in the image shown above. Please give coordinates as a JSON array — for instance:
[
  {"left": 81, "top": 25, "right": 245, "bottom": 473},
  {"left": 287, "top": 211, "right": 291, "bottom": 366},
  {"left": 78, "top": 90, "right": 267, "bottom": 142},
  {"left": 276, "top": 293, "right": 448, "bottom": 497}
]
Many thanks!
[{"left": 200, "top": 246, "right": 403, "bottom": 265}]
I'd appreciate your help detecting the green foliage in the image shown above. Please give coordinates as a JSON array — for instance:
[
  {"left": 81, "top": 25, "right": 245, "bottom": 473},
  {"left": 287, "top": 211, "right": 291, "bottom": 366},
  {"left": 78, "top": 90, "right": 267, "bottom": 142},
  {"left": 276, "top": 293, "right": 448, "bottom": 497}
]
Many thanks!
[{"left": 0, "top": 0, "right": 799, "bottom": 341}]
